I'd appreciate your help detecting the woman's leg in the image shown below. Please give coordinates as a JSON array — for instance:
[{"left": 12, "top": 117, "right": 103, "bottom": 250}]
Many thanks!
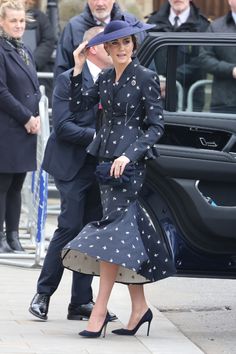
[
  {"left": 86, "top": 261, "right": 118, "bottom": 332},
  {"left": 0, "top": 173, "right": 13, "bottom": 232},
  {"left": 5, "top": 173, "right": 26, "bottom": 232},
  {"left": 5, "top": 173, "right": 26, "bottom": 251},
  {"left": 126, "top": 284, "right": 149, "bottom": 329}
]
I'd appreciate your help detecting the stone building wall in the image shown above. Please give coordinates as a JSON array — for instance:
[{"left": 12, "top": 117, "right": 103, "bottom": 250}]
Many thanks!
[
  {"left": 119, "top": 0, "right": 152, "bottom": 20},
  {"left": 42, "top": 0, "right": 153, "bottom": 26}
]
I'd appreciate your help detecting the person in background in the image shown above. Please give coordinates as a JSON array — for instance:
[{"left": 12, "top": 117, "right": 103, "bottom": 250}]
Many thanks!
[
  {"left": 54, "top": 0, "right": 146, "bottom": 80},
  {"left": 62, "top": 19, "right": 175, "bottom": 338},
  {"left": 0, "top": 0, "right": 40, "bottom": 253},
  {"left": 146, "top": 0, "right": 209, "bottom": 111},
  {"left": 198, "top": 0, "right": 236, "bottom": 113},
  {"left": 22, "top": 0, "right": 55, "bottom": 106},
  {"left": 29, "top": 26, "right": 117, "bottom": 322}
]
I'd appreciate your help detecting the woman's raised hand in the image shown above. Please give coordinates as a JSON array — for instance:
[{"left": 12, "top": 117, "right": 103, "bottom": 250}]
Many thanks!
[{"left": 73, "top": 41, "right": 89, "bottom": 76}]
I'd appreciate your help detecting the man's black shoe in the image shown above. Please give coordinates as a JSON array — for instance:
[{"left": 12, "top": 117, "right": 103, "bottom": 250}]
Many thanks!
[
  {"left": 67, "top": 301, "right": 118, "bottom": 321},
  {"left": 29, "top": 293, "right": 50, "bottom": 320}
]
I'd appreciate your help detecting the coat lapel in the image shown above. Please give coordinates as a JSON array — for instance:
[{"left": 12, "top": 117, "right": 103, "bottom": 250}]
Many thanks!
[
  {"left": 99, "top": 68, "right": 115, "bottom": 111},
  {"left": 82, "top": 62, "right": 94, "bottom": 89},
  {"left": 2, "top": 40, "right": 38, "bottom": 90},
  {"left": 112, "top": 58, "right": 139, "bottom": 97}
]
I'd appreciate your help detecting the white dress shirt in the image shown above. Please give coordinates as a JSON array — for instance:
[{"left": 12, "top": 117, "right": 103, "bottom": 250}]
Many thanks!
[
  {"left": 231, "top": 11, "right": 236, "bottom": 25},
  {"left": 86, "top": 59, "right": 101, "bottom": 83},
  {"left": 169, "top": 7, "right": 191, "bottom": 27},
  {"left": 94, "top": 16, "right": 110, "bottom": 26}
]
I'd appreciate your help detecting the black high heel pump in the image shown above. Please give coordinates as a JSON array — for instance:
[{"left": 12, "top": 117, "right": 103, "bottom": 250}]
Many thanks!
[
  {"left": 79, "top": 318, "right": 109, "bottom": 338},
  {"left": 112, "top": 308, "right": 153, "bottom": 336}
]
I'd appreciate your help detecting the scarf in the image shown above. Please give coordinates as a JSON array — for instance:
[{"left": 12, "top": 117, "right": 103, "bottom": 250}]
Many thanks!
[{"left": 0, "top": 31, "right": 30, "bottom": 65}]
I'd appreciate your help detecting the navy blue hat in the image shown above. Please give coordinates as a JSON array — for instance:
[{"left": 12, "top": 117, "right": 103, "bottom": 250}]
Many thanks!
[{"left": 87, "top": 19, "right": 155, "bottom": 48}]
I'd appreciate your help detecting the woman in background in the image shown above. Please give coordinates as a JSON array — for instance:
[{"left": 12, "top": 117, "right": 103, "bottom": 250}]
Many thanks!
[{"left": 0, "top": 0, "right": 40, "bottom": 253}]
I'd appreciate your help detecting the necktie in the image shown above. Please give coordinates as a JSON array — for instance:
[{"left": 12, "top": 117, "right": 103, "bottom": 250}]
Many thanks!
[{"left": 173, "top": 16, "right": 179, "bottom": 31}]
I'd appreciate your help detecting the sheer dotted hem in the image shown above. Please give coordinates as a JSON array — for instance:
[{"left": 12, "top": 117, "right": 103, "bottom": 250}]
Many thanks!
[{"left": 62, "top": 249, "right": 150, "bottom": 284}]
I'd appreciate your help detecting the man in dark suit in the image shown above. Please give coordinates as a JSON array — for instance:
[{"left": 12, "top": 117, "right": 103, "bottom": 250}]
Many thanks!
[
  {"left": 29, "top": 27, "right": 116, "bottom": 321},
  {"left": 147, "top": 0, "right": 209, "bottom": 111},
  {"left": 198, "top": 0, "right": 236, "bottom": 113}
]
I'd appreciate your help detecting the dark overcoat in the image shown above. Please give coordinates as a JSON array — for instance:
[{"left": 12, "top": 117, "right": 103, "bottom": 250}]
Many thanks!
[
  {"left": 70, "top": 58, "right": 164, "bottom": 162},
  {"left": 42, "top": 65, "right": 97, "bottom": 181},
  {"left": 147, "top": 1, "right": 209, "bottom": 110},
  {"left": 198, "top": 12, "right": 236, "bottom": 113},
  {"left": 0, "top": 38, "right": 40, "bottom": 173},
  {"left": 24, "top": 9, "right": 55, "bottom": 71}
]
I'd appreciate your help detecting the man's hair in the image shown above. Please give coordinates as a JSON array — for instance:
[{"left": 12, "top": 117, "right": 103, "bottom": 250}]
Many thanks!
[{"left": 83, "top": 26, "right": 104, "bottom": 42}]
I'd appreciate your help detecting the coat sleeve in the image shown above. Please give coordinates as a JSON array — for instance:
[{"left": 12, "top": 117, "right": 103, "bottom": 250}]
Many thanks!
[
  {"left": 198, "top": 24, "right": 235, "bottom": 79},
  {"left": 0, "top": 53, "right": 33, "bottom": 125},
  {"left": 54, "top": 22, "right": 75, "bottom": 80},
  {"left": 69, "top": 73, "right": 100, "bottom": 113},
  {"left": 122, "top": 71, "right": 164, "bottom": 162},
  {"left": 53, "top": 73, "right": 95, "bottom": 146}
]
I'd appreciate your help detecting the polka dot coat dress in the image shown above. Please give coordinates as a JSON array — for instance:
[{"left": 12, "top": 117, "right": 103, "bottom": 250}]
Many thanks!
[{"left": 62, "top": 58, "right": 176, "bottom": 284}]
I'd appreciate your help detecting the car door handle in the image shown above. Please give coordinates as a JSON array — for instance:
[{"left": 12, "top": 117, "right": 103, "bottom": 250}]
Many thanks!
[{"left": 199, "top": 137, "right": 218, "bottom": 148}]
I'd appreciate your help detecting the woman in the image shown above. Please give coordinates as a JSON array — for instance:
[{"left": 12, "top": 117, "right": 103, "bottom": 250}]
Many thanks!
[
  {"left": 0, "top": 0, "right": 40, "bottom": 253},
  {"left": 62, "top": 19, "right": 175, "bottom": 337}
]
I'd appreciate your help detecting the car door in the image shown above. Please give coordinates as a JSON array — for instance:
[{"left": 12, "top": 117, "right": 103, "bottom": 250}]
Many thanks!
[{"left": 137, "top": 32, "right": 236, "bottom": 277}]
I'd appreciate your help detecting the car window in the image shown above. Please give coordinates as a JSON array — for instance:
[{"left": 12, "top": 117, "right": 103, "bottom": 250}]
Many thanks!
[{"left": 150, "top": 43, "right": 236, "bottom": 115}]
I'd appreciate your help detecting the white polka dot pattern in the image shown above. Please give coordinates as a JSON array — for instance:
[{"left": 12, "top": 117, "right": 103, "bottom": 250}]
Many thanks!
[{"left": 62, "top": 162, "right": 175, "bottom": 284}]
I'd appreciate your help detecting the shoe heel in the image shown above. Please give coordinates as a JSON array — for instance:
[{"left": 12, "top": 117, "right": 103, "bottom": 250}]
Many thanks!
[
  {"left": 103, "top": 323, "right": 108, "bottom": 338},
  {"left": 79, "top": 318, "right": 109, "bottom": 338},
  {"left": 147, "top": 320, "right": 151, "bottom": 336}
]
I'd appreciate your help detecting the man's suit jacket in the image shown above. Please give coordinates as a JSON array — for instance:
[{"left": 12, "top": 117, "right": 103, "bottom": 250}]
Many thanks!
[
  {"left": 42, "top": 64, "right": 97, "bottom": 181},
  {"left": 0, "top": 38, "right": 40, "bottom": 173}
]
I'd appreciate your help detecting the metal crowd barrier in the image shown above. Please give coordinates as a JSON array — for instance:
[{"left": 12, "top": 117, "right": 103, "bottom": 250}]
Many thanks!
[
  {"left": 0, "top": 85, "right": 50, "bottom": 267},
  {"left": 186, "top": 79, "right": 212, "bottom": 112},
  {"left": 176, "top": 80, "right": 184, "bottom": 111},
  {"left": 37, "top": 72, "right": 61, "bottom": 216}
]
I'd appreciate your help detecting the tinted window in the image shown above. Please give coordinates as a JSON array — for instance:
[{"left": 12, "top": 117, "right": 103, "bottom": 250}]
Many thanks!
[{"left": 150, "top": 43, "right": 236, "bottom": 115}]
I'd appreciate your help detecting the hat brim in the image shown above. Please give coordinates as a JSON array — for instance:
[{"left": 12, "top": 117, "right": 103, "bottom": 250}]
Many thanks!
[{"left": 87, "top": 23, "right": 155, "bottom": 48}]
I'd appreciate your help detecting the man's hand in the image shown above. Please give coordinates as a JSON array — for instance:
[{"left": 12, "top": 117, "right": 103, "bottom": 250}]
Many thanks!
[
  {"left": 233, "top": 67, "right": 236, "bottom": 79},
  {"left": 159, "top": 75, "right": 166, "bottom": 98}
]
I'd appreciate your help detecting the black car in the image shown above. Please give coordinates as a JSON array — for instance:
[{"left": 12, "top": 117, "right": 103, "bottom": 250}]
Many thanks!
[{"left": 137, "top": 32, "right": 236, "bottom": 278}]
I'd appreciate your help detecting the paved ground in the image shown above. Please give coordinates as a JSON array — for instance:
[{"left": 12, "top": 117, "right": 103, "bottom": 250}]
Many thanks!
[
  {"left": 0, "top": 264, "right": 205, "bottom": 354},
  {"left": 0, "top": 210, "right": 204, "bottom": 354}
]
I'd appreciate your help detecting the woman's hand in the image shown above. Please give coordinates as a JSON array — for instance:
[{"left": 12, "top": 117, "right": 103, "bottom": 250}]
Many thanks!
[
  {"left": 110, "top": 156, "right": 130, "bottom": 179},
  {"left": 73, "top": 41, "right": 89, "bottom": 76},
  {"left": 24, "top": 115, "right": 40, "bottom": 134}
]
